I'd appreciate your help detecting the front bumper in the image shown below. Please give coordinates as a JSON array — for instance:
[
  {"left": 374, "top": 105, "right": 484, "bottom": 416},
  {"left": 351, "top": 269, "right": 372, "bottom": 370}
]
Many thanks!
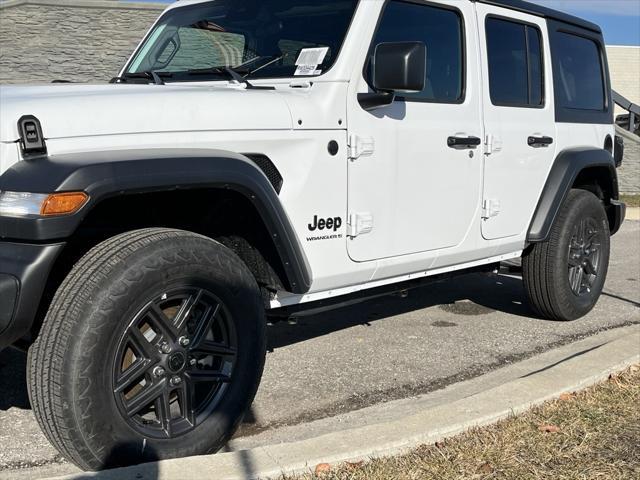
[
  {"left": 608, "top": 200, "right": 626, "bottom": 236},
  {"left": 0, "top": 241, "right": 64, "bottom": 350}
]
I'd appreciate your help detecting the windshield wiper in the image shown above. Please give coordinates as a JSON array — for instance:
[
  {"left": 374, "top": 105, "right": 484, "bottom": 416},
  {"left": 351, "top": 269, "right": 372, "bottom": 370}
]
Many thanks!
[
  {"left": 187, "top": 66, "right": 274, "bottom": 90},
  {"left": 244, "top": 55, "right": 284, "bottom": 78},
  {"left": 110, "top": 71, "right": 171, "bottom": 85}
]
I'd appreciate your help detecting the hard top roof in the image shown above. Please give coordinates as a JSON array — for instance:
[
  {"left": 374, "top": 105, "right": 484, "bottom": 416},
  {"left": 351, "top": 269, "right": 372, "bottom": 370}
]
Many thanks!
[{"left": 473, "top": 0, "right": 601, "bottom": 33}]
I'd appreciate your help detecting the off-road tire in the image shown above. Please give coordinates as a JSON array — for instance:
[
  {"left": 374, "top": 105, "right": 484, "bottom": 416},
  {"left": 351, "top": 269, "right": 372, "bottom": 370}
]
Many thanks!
[
  {"left": 523, "top": 189, "right": 610, "bottom": 321},
  {"left": 28, "top": 228, "right": 266, "bottom": 470}
]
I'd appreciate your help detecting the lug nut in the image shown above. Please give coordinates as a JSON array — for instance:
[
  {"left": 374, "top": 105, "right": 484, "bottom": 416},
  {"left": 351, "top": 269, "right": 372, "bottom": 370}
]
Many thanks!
[
  {"left": 161, "top": 343, "right": 172, "bottom": 354},
  {"left": 179, "top": 336, "right": 190, "bottom": 347},
  {"left": 153, "top": 366, "right": 166, "bottom": 378},
  {"left": 170, "top": 376, "right": 182, "bottom": 386}
]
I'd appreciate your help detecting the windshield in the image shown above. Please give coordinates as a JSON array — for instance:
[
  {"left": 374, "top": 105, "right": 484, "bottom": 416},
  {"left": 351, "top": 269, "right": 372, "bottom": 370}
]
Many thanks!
[{"left": 126, "top": 0, "right": 359, "bottom": 82}]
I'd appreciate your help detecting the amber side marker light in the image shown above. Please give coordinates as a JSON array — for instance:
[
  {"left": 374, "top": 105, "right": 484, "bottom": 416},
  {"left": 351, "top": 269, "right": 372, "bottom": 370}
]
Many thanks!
[{"left": 41, "top": 192, "right": 89, "bottom": 216}]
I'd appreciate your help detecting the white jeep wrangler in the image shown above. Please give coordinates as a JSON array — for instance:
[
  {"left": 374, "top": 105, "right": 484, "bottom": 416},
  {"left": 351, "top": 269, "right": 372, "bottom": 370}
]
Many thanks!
[{"left": 0, "top": 0, "right": 626, "bottom": 470}]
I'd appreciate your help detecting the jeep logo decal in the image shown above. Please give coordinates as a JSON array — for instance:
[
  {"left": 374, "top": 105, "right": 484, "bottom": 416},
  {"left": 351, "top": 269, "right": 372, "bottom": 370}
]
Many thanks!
[{"left": 308, "top": 215, "right": 342, "bottom": 232}]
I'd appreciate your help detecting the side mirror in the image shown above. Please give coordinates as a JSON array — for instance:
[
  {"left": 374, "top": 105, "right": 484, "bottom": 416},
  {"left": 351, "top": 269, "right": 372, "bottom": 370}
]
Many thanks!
[{"left": 358, "top": 41, "right": 427, "bottom": 111}]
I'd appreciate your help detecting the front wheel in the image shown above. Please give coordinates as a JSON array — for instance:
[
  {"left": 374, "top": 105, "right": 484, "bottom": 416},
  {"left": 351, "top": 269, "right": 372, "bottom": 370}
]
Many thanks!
[
  {"left": 523, "top": 189, "right": 611, "bottom": 321},
  {"left": 28, "top": 228, "right": 266, "bottom": 470}
]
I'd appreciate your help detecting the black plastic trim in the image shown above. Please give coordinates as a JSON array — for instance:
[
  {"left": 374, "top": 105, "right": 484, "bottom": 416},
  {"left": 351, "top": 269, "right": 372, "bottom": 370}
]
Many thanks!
[
  {"left": 243, "top": 153, "right": 284, "bottom": 194},
  {"left": 0, "top": 149, "right": 312, "bottom": 294},
  {"left": 608, "top": 200, "right": 626, "bottom": 237},
  {"left": 472, "top": 0, "right": 601, "bottom": 33},
  {"left": 0, "top": 242, "right": 64, "bottom": 351},
  {"left": 527, "top": 148, "right": 619, "bottom": 242},
  {"left": 0, "top": 274, "right": 19, "bottom": 334}
]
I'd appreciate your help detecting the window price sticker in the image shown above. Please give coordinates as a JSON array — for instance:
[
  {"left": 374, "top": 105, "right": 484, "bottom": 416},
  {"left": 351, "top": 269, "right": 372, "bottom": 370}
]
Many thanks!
[{"left": 294, "top": 47, "right": 329, "bottom": 76}]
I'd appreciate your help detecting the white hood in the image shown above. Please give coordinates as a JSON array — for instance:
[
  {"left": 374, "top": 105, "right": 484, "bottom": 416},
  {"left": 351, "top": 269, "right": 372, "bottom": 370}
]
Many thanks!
[{"left": 0, "top": 83, "right": 294, "bottom": 143}]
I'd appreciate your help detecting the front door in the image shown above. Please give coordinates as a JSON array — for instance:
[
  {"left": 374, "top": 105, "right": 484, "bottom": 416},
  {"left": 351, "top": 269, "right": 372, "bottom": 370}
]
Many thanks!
[
  {"left": 346, "top": 0, "right": 483, "bottom": 262},
  {"left": 476, "top": 3, "right": 557, "bottom": 240}
]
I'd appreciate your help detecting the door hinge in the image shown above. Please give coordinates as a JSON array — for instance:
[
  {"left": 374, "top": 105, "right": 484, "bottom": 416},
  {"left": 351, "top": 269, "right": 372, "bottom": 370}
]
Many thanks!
[
  {"left": 482, "top": 199, "right": 501, "bottom": 220},
  {"left": 347, "top": 134, "right": 375, "bottom": 160},
  {"left": 347, "top": 212, "right": 374, "bottom": 237},
  {"left": 484, "top": 134, "right": 502, "bottom": 156}
]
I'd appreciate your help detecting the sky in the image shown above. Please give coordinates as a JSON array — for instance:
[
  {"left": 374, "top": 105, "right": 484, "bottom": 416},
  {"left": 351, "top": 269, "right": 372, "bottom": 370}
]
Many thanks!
[{"left": 130, "top": 0, "right": 640, "bottom": 46}]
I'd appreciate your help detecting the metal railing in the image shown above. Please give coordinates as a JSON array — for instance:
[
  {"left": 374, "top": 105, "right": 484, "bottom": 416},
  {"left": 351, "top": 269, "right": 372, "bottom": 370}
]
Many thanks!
[{"left": 613, "top": 90, "right": 640, "bottom": 137}]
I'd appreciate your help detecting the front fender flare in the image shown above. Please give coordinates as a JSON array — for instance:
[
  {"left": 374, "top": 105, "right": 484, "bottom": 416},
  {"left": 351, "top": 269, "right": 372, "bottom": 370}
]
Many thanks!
[
  {"left": 0, "top": 148, "right": 312, "bottom": 294},
  {"left": 527, "top": 147, "right": 620, "bottom": 242}
]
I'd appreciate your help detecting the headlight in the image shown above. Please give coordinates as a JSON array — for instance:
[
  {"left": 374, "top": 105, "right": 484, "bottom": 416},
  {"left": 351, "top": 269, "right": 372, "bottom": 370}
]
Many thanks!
[{"left": 0, "top": 191, "right": 88, "bottom": 218}]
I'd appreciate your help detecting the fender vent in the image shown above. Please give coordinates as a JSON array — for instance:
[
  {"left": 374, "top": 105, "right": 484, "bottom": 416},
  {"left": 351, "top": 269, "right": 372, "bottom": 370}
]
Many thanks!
[{"left": 244, "top": 154, "right": 283, "bottom": 194}]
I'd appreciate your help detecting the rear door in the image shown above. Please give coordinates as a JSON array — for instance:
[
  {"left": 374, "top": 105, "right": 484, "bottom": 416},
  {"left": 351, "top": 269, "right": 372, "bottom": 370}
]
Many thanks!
[{"left": 476, "top": 4, "right": 557, "bottom": 240}]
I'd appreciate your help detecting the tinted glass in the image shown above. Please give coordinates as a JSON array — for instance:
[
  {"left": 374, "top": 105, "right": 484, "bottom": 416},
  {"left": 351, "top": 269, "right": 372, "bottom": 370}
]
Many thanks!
[
  {"left": 370, "top": 1, "right": 463, "bottom": 102},
  {"left": 487, "top": 19, "right": 528, "bottom": 105},
  {"left": 527, "top": 27, "right": 544, "bottom": 106},
  {"left": 486, "top": 18, "right": 544, "bottom": 107},
  {"left": 127, "top": 0, "right": 358, "bottom": 81},
  {"left": 555, "top": 33, "right": 605, "bottom": 110}
]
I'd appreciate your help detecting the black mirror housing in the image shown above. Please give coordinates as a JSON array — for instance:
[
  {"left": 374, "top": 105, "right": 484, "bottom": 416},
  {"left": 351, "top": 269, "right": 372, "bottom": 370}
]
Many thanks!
[{"left": 372, "top": 41, "right": 426, "bottom": 93}]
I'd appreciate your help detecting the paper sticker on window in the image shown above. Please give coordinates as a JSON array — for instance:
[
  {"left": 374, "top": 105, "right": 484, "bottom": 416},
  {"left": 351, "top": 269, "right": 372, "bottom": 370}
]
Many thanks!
[
  {"left": 294, "top": 47, "right": 329, "bottom": 76},
  {"left": 295, "top": 65, "right": 322, "bottom": 76}
]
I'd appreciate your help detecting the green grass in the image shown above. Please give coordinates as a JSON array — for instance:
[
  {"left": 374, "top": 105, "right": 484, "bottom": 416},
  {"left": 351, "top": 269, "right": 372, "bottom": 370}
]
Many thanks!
[
  {"left": 285, "top": 366, "right": 640, "bottom": 480},
  {"left": 621, "top": 194, "right": 640, "bottom": 208}
]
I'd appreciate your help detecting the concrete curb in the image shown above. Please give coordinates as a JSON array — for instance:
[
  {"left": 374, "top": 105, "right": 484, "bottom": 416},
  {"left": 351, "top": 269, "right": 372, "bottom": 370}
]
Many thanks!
[
  {"left": 48, "top": 324, "right": 640, "bottom": 480},
  {"left": 626, "top": 207, "right": 640, "bottom": 221}
]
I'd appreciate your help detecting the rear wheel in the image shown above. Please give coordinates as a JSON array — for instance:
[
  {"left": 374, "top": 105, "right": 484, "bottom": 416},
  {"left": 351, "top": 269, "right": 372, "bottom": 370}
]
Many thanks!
[
  {"left": 28, "top": 228, "right": 266, "bottom": 470},
  {"left": 522, "top": 189, "right": 610, "bottom": 321}
]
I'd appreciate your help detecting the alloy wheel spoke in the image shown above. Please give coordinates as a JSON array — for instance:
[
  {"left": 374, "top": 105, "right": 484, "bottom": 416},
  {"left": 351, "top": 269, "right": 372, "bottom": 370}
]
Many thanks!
[
  {"left": 179, "top": 378, "right": 196, "bottom": 425},
  {"left": 191, "top": 340, "right": 236, "bottom": 357},
  {"left": 584, "top": 259, "right": 598, "bottom": 276},
  {"left": 115, "top": 358, "right": 152, "bottom": 393},
  {"left": 186, "top": 370, "right": 231, "bottom": 384},
  {"left": 191, "top": 303, "right": 220, "bottom": 348},
  {"left": 579, "top": 219, "right": 588, "bottom": 245},
  {"left": 174, "top": 290, "right": 204, "bottom": 333},
  {"left": 157, "top": 390, "right": 173, "bottom": 437},
  {"left": 148, "top": 304, "right": 179, "bottom": 344},
  {"left": 129, "top": 327, "right": 160, "bottom": 362},
  {"left": 571, "top": 267, "right": 584, "bottom": 293},
  {"left": 125, "top": 379, "right": 166, "bottom": 417}
]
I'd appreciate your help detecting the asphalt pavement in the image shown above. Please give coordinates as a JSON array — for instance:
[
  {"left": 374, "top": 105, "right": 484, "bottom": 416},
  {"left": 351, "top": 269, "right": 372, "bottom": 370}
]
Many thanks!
[{"left": 1, "top": 219, "right": 638, "bottom": 479}]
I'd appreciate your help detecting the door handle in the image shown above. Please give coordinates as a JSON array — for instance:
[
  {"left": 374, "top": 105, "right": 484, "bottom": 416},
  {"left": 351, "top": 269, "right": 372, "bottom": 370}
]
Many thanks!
[
  {"left": 447, "top": 136, "right": 481, "bottom": 149},
  {"left": 528, "top": 136, "right": 554, "bottom": 148}
]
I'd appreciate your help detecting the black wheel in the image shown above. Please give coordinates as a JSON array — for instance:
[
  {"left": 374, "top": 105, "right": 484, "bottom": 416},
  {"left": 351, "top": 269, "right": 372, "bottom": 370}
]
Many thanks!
[
  {"left": 523, "top": 189, "right": 610, "bottom": 321},
  {"left": 28, "top": 228, "right": 266, "bottom": 470}
]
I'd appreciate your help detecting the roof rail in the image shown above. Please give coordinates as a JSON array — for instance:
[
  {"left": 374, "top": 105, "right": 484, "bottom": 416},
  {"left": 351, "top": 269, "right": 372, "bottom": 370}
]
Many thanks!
[{"left": 613, "top": 90, "right": 640, "bottom": 137}]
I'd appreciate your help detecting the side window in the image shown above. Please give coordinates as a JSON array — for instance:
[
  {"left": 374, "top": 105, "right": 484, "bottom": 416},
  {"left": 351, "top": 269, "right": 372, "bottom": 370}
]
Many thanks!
[
  {"left": 485, "top": 17, "right": 544, "bottom": 107},
  {"left": 369, "top": 0, "right": 464, "bottom": 103},
  {"left": 554, "top": 33, "right": 605, "bottom": 111}
]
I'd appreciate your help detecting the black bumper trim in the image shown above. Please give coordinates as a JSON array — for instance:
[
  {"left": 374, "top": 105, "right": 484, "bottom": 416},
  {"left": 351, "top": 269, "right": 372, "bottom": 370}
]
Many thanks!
[
  {"left": 0, "top": 274, "right": 19, "bottom": 331},
  {"left": 608, "top": 200, "right": 626, "bottom": 236},
  {"left": 0, "top": 241, "right": 64, "bottom": 350}
]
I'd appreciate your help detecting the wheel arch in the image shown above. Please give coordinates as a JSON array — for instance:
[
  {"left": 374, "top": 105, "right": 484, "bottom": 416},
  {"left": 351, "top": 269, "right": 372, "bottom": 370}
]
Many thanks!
[
  {"left": 0, "top": 148, "right": 312, "bottom": 295},
  {"left": 527, "top": 147, "right": 624, "bottom": 243}
]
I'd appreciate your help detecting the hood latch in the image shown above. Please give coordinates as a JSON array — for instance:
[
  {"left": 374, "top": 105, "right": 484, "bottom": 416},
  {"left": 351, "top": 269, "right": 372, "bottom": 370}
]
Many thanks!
[{"left": 18, "top": 115, "right": 47, "bottom": 158}]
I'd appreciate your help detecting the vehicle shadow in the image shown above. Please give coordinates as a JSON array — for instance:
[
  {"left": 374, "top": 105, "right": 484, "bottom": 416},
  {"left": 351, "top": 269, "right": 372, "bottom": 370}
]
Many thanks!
[
  {"left": 266, "top": 272, "right": 537, "bottom": 351},
  {"left": 0, "top": 346, "right": 29, "bottom": 410},
  {"left": 0, "top": 272, "right": 533, "bottom": 412}
]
